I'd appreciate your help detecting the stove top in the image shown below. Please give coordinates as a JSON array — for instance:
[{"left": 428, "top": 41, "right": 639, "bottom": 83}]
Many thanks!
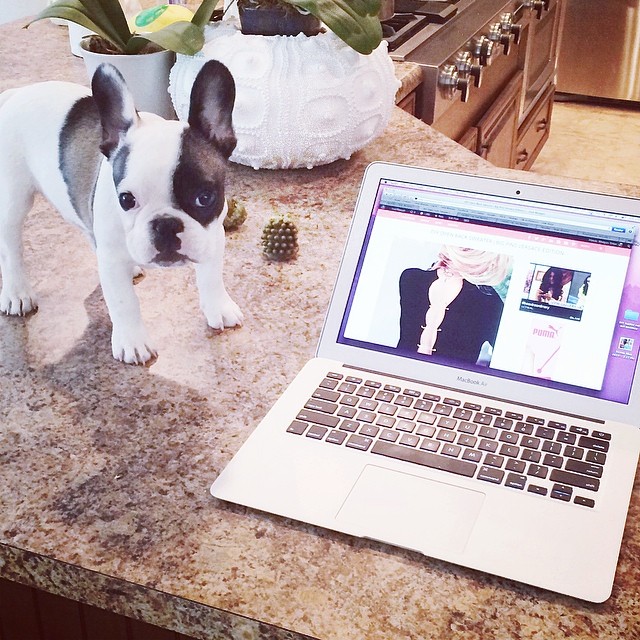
[{"left": 382, "top": 0, "right": 459, "bottom": 51}]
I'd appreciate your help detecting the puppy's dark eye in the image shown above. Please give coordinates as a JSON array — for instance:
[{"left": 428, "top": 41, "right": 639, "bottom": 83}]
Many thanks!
[
  {"left": 194, "top": 190, "right": 216, "bottom": 208},
  {"left": 119, "top": 192, "right": 137, "bottom": 211}
]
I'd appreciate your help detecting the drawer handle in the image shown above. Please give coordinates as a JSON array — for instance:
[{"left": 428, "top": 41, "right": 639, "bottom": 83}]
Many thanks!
[{"left": 536, "top": 118, "right": 548, "bottom": 132}]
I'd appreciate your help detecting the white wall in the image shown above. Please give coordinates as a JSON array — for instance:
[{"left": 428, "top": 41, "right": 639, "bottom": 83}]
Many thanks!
[{"left": 0, "top": 0, "right": 49, "bottom": 24}]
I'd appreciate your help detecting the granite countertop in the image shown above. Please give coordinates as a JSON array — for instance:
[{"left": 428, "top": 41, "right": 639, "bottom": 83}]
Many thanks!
[{"left": 1, "top": 18, "right": 640, "bottom": 640}]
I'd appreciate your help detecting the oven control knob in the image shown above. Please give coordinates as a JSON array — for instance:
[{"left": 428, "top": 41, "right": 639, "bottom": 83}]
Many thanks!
[
  {"left": 526, "top": 0, "right": 549, "bottom": 19},
  {"left": 488, "top": 22, "right": 514, "bottom": 55},
  {"left": 454, "top": 50, "right": 483, "bottom": 88},
  {"left": 469, "top": 35, "right": 494, "bottom": 67},
  {"left": 499, "top": 12, "right": 522, "bottom": 45},
  {"left": 438, "top": 64, "right": 471, "bottom": 102}
]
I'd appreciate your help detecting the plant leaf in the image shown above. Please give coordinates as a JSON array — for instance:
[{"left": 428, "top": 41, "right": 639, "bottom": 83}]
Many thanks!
[
  {"left": 191, "top": 0, "right": 219, "bottom": 27},
  {"left": 77, "top": 0, "right": 131, "bottom": 42},
  {"left": 284, "top": 0, "right": 382, "bottom": 54},
  {"left": 26, "top": 1, "right": 128, "bottom": 51},
  {"left": 129, "top": 21, "right": 205, "bottom": 56}
]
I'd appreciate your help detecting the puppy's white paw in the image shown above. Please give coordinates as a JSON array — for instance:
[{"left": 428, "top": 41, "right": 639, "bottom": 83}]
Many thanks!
[
  {"left": 203, "top": 294, "right": 244, "bottom": 331},
  {"left": 0, "top": 287, "right": 38, "bottom": 316},
  {"left": 111, "top": 326, "right": 158, "bottom": 366}
]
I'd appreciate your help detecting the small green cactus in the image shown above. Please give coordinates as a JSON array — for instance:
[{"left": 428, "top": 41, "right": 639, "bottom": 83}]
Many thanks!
[
  {"left": 261, "top": 213, "right": 299, "bottom": 262},
  {"left": 223, "top": 197, "right": 248, "bottom": 231}
]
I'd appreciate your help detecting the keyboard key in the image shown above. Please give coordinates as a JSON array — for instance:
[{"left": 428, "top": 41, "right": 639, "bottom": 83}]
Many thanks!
[
  {"left": 287, "top": 420, "right": 308, "bottom": 435},
  {"left": 535, "top": 426, "right": 556, "bottom": 440},
  {"left": 564, "top": 446, "right": 584, "bottom": 460},
  {"left": 313, "top": 388, "right": 340, "bottom": 402},
  {"left": 304, "top": 399, "right": 338, "bottom": 414},
  {"left": 484, "top": 454, "right": 505, "bottom": 468},
  {"left": 528, "top": 484, "right": 547, "bottom": 496},
  {"left": 515, "top": 422, "right": 534, "bottom": 435},
  {"left": 494, "top": 417, "right": 513, "bottom": 429},
  {"left": 337, "top": 406, "right": 357, "bottom": 418},
  {"left": 506, "top": 411, "right": 524, "bottom": 420},
  {"left": 458, "top": 434, "right": 478, "bottom": 448},
  {"left": 340, "top": 395, "right": 359, "bottom": 407},
  {"left": 423, "top": 393, "right": 441, "bottom": 402},
  {"left": 478, "top": 426, "right": 498, "bottom": 439},
  {"left": 443, "top": 397, "right": 461, "bottom": 406},
  {"left": 477, "top": 466, "right": 505, "bottom": 484},
  {"left": 592, "top": 430, "right": 611, "bottom": 441},
  {"left": 505, "top": 459, "right": 526, "bottom": 473},
  {"left": 420, "top": 439, "right": 441, "bottom": 452},
  {"left": 578, "top": 435, "right": 610, "bottom": 453},
  {"left": 527, "top": 416, "right": 545, "bottom": 425},
  {"left": 462, "top": 449, "right": 483, "bottom": 463},
  {"left": 441, "top": 444, "right": 462, "bottom": 457},
  {"left": 574, "top": 496, "right": 596, "bottom": 508},
  {"left": 380, "top": 429, "right": 399, "bottom": 442},
  {"left": 565, "top": 459, "right": 604, "bottom": 478},
  {"left": 499, "top": 444, "right": 520, "bottom": 458},
  {"left": 527, "top": 464, "right": 548, "bottom": 479},
  {"left": 307, "top": 425, "right": 328, "bottom": 440},
  {"left": 356, "top": 387, "right": 376, "bottom": 398},
  {"left": 356, "top": 410, "right": 376, "bottom": 423},
  {"left": 326, "top": 372, "right": 343, "bottom": 380},
  {"left": 474, "top": 413, "right": 493, "bottom": 425},
  {"left": 359, "top": 399, "right": 378, "bottom": 411},
  {"left": 549, "top": 469, "right": 600, "bottom": 491},
  {"left": 521, "top": 449, "right": 541, "bottom": 463},
  {"left": 359, "top": 424, "right": 379, "bottom": 438},
  {"left": 297, "top": 409, "right": 339, "bottom": 428},
  {"left": 326, "top": 430, "right": 348, "bottom": 445},
  {"left": 434, "top": 404, "right": 453, "bottom": 416},
  {"left": 384, "top": 384, "right": 402, "bottom": 393},
  {"left": 437, "top": 417, "right": 457, "bottom": 429},
  {"left": 542, "top": 441, "right": 562, "bottom": 454},
  {"left": 464, "top": 402, "right": 482, "bottom": 411},
  {"left": 505, "top": 473, "right": 527, "bottom": 490},
  {"left": 399, "top": 433, "right": 420, "bottom": 447},
  {"left": 375, "top": 415, "right": 396, "bottom": 429},
  {"left": 484, "top": 406, "right": 502, "bottom": 415},
  {"left": 346, "top": 434, "right": 373, "bottom": 451},
  {"left": 338, "top": 383, "right": 357, "bottom": 394},
  {"left": 453, "top": 408, "right": 473, "bottom": 421},
  {"left": 415, "top": 399, "right": 434, "bottom": 411},
  {"left": 550, "top": 484, "right": 573, "bottom": 502},
  {"left": 458, "top": 422, "right": 477, "bottom": 434},
  {"left": 371, "top": 441, "right": 476, "bottom": 477},
  {"left": 542, "top": 454, "right": 563, "bottom": 468},
  {"left": 365, "top": 380, "right": 382, "bottom": 388},
  {"left": 415, "top": 424, "right": 436, "bottom": 437},
  {"left": 436, "top": 430, "right": 456, "bottom": 443},
  {"left": 339, "top": 420, "right": 359, "bottom": 432},
  {"left": 570, "top": 425, "right": 589, "bottom": 435},
  {"left": 397, "top": 408, "right": 417, "bottom": 420},
  {"left": 376, "top": 391, "right": 394, "bottom": 403},
  {"left": 499, "top": 431, "right": 519, "bottom": 444},
  {"left": 586, "top": 450, "right": 607, "bottom": 465},
  {"left": 478, "top": 439, "right": 498, "bottom": 453},
  {"left": 395, "top": 396, "right": 414, "bottom": 408},
  {"left": 521, "top": 437, "right": 541, "bottom": 449},
  {"left": 556, "top": 431, "right": 577, "bottom": 445},
  {"left": 397, "top": 420, "right": 416, "bottom": 432},
  {"left": 417, "top": 412, "right": 437, "bottom": 425}
]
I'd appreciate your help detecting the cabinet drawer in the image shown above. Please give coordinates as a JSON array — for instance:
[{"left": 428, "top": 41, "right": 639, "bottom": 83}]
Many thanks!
[{"left": 515, "top": 84, "right": 554, "bottom": 170}]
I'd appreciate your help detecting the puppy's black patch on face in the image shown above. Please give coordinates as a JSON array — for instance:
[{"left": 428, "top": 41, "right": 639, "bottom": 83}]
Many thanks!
[
  {"left": 172, "top": 129, "right": 228, "bottom": 227},
  {"left": 111, "top": 144, "right": 130, "bottom": 188},
  {"left": 59, "top": 96, "right": 103, "bottom": 238}
]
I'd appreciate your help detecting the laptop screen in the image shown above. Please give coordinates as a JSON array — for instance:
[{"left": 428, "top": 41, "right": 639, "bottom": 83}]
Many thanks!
[{"left": 335, "top": 173, "right": 640, "bottom": 408}]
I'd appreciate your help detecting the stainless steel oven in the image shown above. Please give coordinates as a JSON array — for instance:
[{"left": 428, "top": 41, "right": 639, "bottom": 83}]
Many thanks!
[{"left": 383, "top": 0, "right": 561, "bottom": 168}]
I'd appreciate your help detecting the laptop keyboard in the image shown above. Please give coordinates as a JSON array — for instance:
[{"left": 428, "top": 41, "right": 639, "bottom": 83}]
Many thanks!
[{"left": 286, "top": 372, "right": 611, "bottom": 509}]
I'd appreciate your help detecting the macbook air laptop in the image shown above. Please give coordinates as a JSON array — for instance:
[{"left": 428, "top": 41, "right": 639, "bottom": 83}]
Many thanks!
[{"left": 211, "top": 162, "right": 640, "bottom": 602}]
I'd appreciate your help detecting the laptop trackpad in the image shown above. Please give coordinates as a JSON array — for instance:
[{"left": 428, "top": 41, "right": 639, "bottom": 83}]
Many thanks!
[{"left": 336, "top": 465, "right": 485, "bottom": 554}]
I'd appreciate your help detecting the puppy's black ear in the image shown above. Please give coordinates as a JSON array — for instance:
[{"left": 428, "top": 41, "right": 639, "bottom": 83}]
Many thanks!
[
  {"left": 91, "top": 63, "right": 139, "bottom": 158},
  {"left": 188, "top": 60, "right": 237, "bottom": 159}
]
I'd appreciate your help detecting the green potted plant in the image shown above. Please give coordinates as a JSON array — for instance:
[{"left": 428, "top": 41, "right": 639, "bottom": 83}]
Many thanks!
[
  {"left": 26, "top": 0, "right": 219, "bottom": 117},
  {"left": 27, "top": 0, "right": 219, "bottom": 55},
  {"left": 235, "top": 0, "right": 383, "bottom": 54}
]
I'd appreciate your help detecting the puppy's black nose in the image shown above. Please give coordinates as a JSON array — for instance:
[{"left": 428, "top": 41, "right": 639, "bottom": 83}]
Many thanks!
[{"left": 151, "top": 216, "right": 184, "bottom": 254}]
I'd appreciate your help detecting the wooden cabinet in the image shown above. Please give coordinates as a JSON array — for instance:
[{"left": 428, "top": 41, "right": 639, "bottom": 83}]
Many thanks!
[
  {"left": 476, "top": 71, "right": 523, "bottom": 168},
  {"left": 515, "top": 83, "right": 554, "bottom": 170}
]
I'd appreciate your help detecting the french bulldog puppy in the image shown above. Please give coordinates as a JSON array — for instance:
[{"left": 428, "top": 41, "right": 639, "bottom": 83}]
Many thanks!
[{"left": 0, "top": 60, "right": 242, "bottom": 364}]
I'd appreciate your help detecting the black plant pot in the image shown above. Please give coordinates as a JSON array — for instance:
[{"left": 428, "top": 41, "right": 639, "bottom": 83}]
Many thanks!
[{"left": 238, "top": 4, "right": 322, "bottom": 37}]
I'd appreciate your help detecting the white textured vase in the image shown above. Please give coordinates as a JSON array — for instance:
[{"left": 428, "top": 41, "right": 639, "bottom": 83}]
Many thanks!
[{"left": 169, "top": 20, "right": 401, "bottom": 170}]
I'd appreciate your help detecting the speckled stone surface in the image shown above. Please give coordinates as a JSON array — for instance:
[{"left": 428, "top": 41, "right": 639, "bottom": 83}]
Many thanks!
[{"left": 1, "top": 19, "right": 640, "bottom": 640}]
